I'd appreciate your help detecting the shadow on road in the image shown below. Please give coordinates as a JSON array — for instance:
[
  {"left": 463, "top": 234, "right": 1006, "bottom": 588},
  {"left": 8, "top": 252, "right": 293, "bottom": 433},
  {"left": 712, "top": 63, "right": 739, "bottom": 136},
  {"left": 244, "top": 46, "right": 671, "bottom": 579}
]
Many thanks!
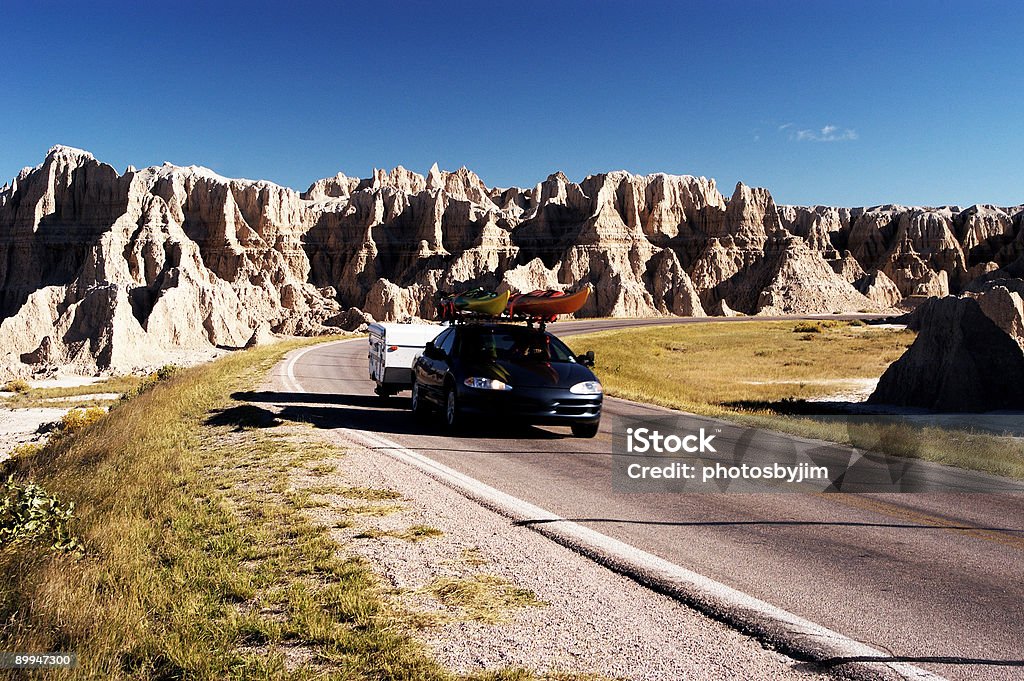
[
  {"left": 237, "top": 390, "right": 580, "bottom": 440},
  {"left": 205, "top": 404, "right": 281, "bottom": 430},
  {"left": 260, "top": 399, "right": 573, "bottom": 440},
  {"left": 234, "top": 390, "right": 394, "bottom": 409},
  {"left": 723, "top": 399, "right": 862, "bottom": 415},
  {"left": 803, "top": 655, "right": 1024, "bottom": 670},
  {"left": 513, "top": 517, "right": 1024, "bottom": 534}
]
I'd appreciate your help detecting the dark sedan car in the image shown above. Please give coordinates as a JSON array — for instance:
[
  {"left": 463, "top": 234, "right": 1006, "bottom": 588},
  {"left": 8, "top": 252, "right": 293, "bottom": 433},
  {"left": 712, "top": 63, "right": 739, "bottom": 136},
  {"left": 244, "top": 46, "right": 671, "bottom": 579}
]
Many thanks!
[{"left": 410, "top": 322, "right": 603, "bottom": 437}]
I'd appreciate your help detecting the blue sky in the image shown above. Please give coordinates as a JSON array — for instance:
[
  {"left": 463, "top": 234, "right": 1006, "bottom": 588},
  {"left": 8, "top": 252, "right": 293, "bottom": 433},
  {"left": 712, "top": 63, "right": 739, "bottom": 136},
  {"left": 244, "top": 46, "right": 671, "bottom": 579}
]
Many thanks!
[{"left": 2, "top": 0, "right": 1022, "bottom": 207}]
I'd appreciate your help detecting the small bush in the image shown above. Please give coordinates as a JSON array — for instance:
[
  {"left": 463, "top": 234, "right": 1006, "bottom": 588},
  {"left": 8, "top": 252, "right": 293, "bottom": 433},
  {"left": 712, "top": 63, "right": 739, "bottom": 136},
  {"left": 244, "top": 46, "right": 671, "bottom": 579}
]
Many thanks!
[
  {"left": 793, "top": 322, "right": 823, "bottom": 333},
  {"left": 119, "top": 376, "right": 157, "bottom": 402},
  {"left": 118, "top": 365, "right": 181, "bottom": 403},
  {"left": 0, "top": 475, "right": 80, "bottom": 552},
  {"left": 2, "top": 379, "right": 30, "bottom": 394},
  {"left": 848, "top": 319, "right": 866, "bottom": 327},
  {"left": 0, "top": 444, "right": 43, "bottom": 478},
  {"left": 156, "top": 364, "right": 179, "bottom": 380},
  {"left": 9, "top": 443, "right": 44, "bottom": 460},
  {"left": 59, "top": 407, "right": 106, "bottom": 434}
]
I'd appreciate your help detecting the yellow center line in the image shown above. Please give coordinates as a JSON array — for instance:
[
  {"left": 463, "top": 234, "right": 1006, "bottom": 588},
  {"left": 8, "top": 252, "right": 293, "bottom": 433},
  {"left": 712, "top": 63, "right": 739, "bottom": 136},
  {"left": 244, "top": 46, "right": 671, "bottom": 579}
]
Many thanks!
[{"left": 824, "top": 493, "right": 1024, "bottom": 552}]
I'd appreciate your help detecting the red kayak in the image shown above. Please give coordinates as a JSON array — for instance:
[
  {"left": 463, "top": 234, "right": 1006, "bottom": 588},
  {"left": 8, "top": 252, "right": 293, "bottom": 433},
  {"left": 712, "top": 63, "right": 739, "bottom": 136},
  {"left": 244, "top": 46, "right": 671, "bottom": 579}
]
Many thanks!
[{"left": 506, "top": 286, "right": 591, "bottom": 319}]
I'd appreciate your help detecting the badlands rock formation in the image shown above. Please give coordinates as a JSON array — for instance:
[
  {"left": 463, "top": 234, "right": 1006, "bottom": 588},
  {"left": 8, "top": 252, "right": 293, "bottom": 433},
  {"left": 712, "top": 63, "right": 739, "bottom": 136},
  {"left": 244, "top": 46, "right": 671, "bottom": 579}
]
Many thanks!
[
  {"left": 868, "top": 280, "right": 1024, "bottom": 411},
  {"left": 1, "top": 145, "right": 1022, "bottom": 376}
]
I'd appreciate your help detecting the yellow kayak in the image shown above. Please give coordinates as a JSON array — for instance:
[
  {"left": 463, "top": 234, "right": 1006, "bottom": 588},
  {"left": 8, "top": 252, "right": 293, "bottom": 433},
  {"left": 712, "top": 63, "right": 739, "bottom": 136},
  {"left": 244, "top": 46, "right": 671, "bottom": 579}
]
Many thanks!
[
  {"left": 462, "top": 288, "right": 510, "bottom": 316},
  {"left": 437, "top": 288, "right": 510, "bottom": 319}
]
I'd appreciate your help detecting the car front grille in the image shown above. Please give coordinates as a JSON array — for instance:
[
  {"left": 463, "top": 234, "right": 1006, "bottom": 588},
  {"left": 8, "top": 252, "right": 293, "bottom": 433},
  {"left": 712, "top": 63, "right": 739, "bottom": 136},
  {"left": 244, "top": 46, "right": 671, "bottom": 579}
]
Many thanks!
[{"left": 550, "top": 397, "right": 601, "bottom": 416}]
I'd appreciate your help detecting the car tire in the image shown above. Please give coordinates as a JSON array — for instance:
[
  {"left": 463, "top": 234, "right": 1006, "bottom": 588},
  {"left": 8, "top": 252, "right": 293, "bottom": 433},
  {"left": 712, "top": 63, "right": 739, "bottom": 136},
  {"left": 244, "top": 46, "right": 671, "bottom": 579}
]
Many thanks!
[
  {"left": 571, "top": 422, "right": 599, "bottom": 438},
  {"left": 444, "top": 384, "right": 461, "bottom": 430},
  {"left": 411, "top": 381, "right": 428, "bottom": 418}
]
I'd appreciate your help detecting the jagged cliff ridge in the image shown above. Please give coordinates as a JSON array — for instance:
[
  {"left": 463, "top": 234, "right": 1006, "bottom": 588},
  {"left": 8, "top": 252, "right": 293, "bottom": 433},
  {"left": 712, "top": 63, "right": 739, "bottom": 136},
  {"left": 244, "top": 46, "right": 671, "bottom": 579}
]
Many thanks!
[{"left": 1, "top": 145, "right": 1022, "bottom": 376}]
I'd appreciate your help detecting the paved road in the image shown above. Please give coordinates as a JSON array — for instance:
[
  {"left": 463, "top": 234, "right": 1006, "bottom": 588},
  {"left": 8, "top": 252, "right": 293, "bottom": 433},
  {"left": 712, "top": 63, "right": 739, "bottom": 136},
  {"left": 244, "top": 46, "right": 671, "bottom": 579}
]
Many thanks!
[{"left": 262, "top": 317, "right": 1024, "bottom": 680}]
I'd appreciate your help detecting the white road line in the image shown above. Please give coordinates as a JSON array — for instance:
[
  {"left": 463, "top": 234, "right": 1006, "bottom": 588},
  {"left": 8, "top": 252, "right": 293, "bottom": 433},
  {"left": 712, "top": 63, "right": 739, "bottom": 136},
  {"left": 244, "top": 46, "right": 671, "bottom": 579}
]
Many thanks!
[
  {"left": 282, "top": 339, "right": 359, "bottom": 393},
  {"left": 284, "top": 339, "right": 946, "bottom": 681}
]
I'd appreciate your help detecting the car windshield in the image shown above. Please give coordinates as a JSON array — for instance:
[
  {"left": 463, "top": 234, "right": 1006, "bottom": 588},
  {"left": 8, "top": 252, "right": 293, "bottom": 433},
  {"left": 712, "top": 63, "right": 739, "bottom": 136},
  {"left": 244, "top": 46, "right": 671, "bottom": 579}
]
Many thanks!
[{"left": 462, "top": 327, "right": 576, "bottom": 363}]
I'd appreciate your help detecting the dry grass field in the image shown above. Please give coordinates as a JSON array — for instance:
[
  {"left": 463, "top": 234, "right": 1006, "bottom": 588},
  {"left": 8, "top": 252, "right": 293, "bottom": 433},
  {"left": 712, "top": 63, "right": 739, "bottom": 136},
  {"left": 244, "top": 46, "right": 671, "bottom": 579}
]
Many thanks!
[
  {"left": 573, "top": 320, "right": 1024, "bottom": 479},
  {"left": 575, "top": 320, "right": 912, "bottom": 409}
]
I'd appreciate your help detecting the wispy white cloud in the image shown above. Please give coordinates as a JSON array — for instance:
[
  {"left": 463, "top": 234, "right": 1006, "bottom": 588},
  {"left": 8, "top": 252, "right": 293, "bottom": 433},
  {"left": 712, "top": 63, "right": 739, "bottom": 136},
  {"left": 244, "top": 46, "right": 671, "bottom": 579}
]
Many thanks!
[
  {"left": 792, "top": 124, "right": 858, "bottom": 142},
  {"left": 778, "top": 123, "right": 793, "bottom": 131}
]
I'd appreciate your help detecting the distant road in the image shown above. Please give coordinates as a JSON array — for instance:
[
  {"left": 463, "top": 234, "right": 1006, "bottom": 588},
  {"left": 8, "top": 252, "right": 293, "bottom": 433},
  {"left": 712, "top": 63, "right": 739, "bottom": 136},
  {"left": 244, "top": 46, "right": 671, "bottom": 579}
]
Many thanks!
[
  {"left": 265, "top": 316, "right": 1024, "bottom": 681},
  {"left": 547, "top": 312, "right": 894, "bottom": 335}
]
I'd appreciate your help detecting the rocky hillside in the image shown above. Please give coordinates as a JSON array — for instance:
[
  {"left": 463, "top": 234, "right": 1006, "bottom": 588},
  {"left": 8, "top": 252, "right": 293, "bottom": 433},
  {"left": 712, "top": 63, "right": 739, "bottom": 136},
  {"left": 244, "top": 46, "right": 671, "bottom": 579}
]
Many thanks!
[
  {"left": 869, "top": 280, "right": 1024, "bottom": 411},
  {"left": 1, "top": 145, "right": 1023, "bottom": 376}
]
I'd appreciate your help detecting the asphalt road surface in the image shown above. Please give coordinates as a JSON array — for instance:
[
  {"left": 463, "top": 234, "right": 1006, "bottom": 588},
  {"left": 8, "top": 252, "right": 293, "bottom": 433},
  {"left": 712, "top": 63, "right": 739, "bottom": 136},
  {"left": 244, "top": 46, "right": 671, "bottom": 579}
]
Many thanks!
[{"left": 262, "top": 316, "right": 1024, "bottom": 680}]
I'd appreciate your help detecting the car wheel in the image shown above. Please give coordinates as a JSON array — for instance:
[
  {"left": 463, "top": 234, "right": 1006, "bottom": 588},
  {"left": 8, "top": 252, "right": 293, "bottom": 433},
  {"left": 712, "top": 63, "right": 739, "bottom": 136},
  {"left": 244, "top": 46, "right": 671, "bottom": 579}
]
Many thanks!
[
  {"left": 411, "top": 381, "right": 427, "bottom": 417},
  {"left": 444, "top": 384, "right": 461, "bottom": 429},
  {"left": 571, "top": 422, "right": 599, "bottom": 438}
]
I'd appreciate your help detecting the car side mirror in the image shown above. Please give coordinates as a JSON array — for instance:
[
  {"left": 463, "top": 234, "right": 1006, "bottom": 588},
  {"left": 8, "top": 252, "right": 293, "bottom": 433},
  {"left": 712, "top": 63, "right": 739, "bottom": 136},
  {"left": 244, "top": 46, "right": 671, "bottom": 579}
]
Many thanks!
[
  {"left": 578, "top": 350, "right": 595, "bottom": 367},
  {"left": 424, "top": 341, "right": 442, "bottom": 359}
]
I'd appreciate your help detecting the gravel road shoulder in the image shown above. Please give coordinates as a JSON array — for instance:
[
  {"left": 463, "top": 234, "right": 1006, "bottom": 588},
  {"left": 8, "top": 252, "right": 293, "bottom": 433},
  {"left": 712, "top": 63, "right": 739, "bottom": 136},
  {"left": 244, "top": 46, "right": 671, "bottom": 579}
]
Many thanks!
[{"left": 283, "top": 416, "right": 828, "bottom": 680}]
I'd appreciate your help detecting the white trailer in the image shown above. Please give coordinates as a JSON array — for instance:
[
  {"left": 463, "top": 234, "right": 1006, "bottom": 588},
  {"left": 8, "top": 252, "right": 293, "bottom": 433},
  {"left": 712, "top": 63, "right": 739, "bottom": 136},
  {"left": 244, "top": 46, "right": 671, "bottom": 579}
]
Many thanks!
[{"left": 367, "top": 322, "right": 444, "bottom": 397}]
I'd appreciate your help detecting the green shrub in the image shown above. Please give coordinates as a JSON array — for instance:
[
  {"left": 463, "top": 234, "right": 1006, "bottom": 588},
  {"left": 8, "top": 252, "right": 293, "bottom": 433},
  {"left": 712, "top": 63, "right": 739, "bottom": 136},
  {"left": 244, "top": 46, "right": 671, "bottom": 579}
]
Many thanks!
[
  {"left": 119, "top": 376, "right": 156, "bottom": 402},
  {"left": 793, "top": 322, "right": 823, "bottom": 333},
  {"left": 0, "top": 476, "right": 80, "bottom": 552},
  {"left": 156, "top": 364, "right": 179, "bottom": 380},
  {"left": 3, "top": 379, "right": 30, "bottom": 394},
  {"left": 118, "top": 364, "right": 181, "bottom": 403}
]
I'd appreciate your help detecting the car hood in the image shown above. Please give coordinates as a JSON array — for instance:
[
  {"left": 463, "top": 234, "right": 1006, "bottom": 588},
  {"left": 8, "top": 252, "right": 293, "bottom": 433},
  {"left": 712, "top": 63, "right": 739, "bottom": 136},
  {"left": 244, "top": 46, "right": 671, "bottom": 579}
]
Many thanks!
[{"left": 460, "top": 358, "right": 597, "bottom": 389}]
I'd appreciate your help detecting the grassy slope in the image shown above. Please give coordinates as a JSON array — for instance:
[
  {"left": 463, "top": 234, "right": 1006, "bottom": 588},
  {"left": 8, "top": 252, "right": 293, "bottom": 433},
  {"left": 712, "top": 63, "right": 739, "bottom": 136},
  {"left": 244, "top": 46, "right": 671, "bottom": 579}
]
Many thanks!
[
  {"left": 0, "top": 339, "right": 601, "bottom": 681},
  {"left": 573, "top": 321, "right": 1024, "bottom": 478},
  {"left": 0, "top": 339, "right": 458, "bottom": 680}
]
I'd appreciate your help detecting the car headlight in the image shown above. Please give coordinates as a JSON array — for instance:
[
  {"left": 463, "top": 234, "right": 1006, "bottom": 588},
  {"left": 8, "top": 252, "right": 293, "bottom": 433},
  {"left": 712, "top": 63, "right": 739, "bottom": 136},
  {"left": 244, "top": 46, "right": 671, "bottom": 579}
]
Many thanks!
[
  {"left": 569, "top": 381, "right": 603, "bottom": 395},
  {"left": 464, "top": 377, "right": 512, "bottom": 391}
]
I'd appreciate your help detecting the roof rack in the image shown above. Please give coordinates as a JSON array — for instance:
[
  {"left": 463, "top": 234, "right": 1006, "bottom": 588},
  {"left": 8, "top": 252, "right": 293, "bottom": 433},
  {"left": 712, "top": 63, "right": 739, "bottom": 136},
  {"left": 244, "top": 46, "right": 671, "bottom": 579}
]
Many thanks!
[
  {"left": 436, "top": 285, "right": 590, "bottom": 328},
  {"left": 439, "top": 309, "right": 556, "bottom": 329}
]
